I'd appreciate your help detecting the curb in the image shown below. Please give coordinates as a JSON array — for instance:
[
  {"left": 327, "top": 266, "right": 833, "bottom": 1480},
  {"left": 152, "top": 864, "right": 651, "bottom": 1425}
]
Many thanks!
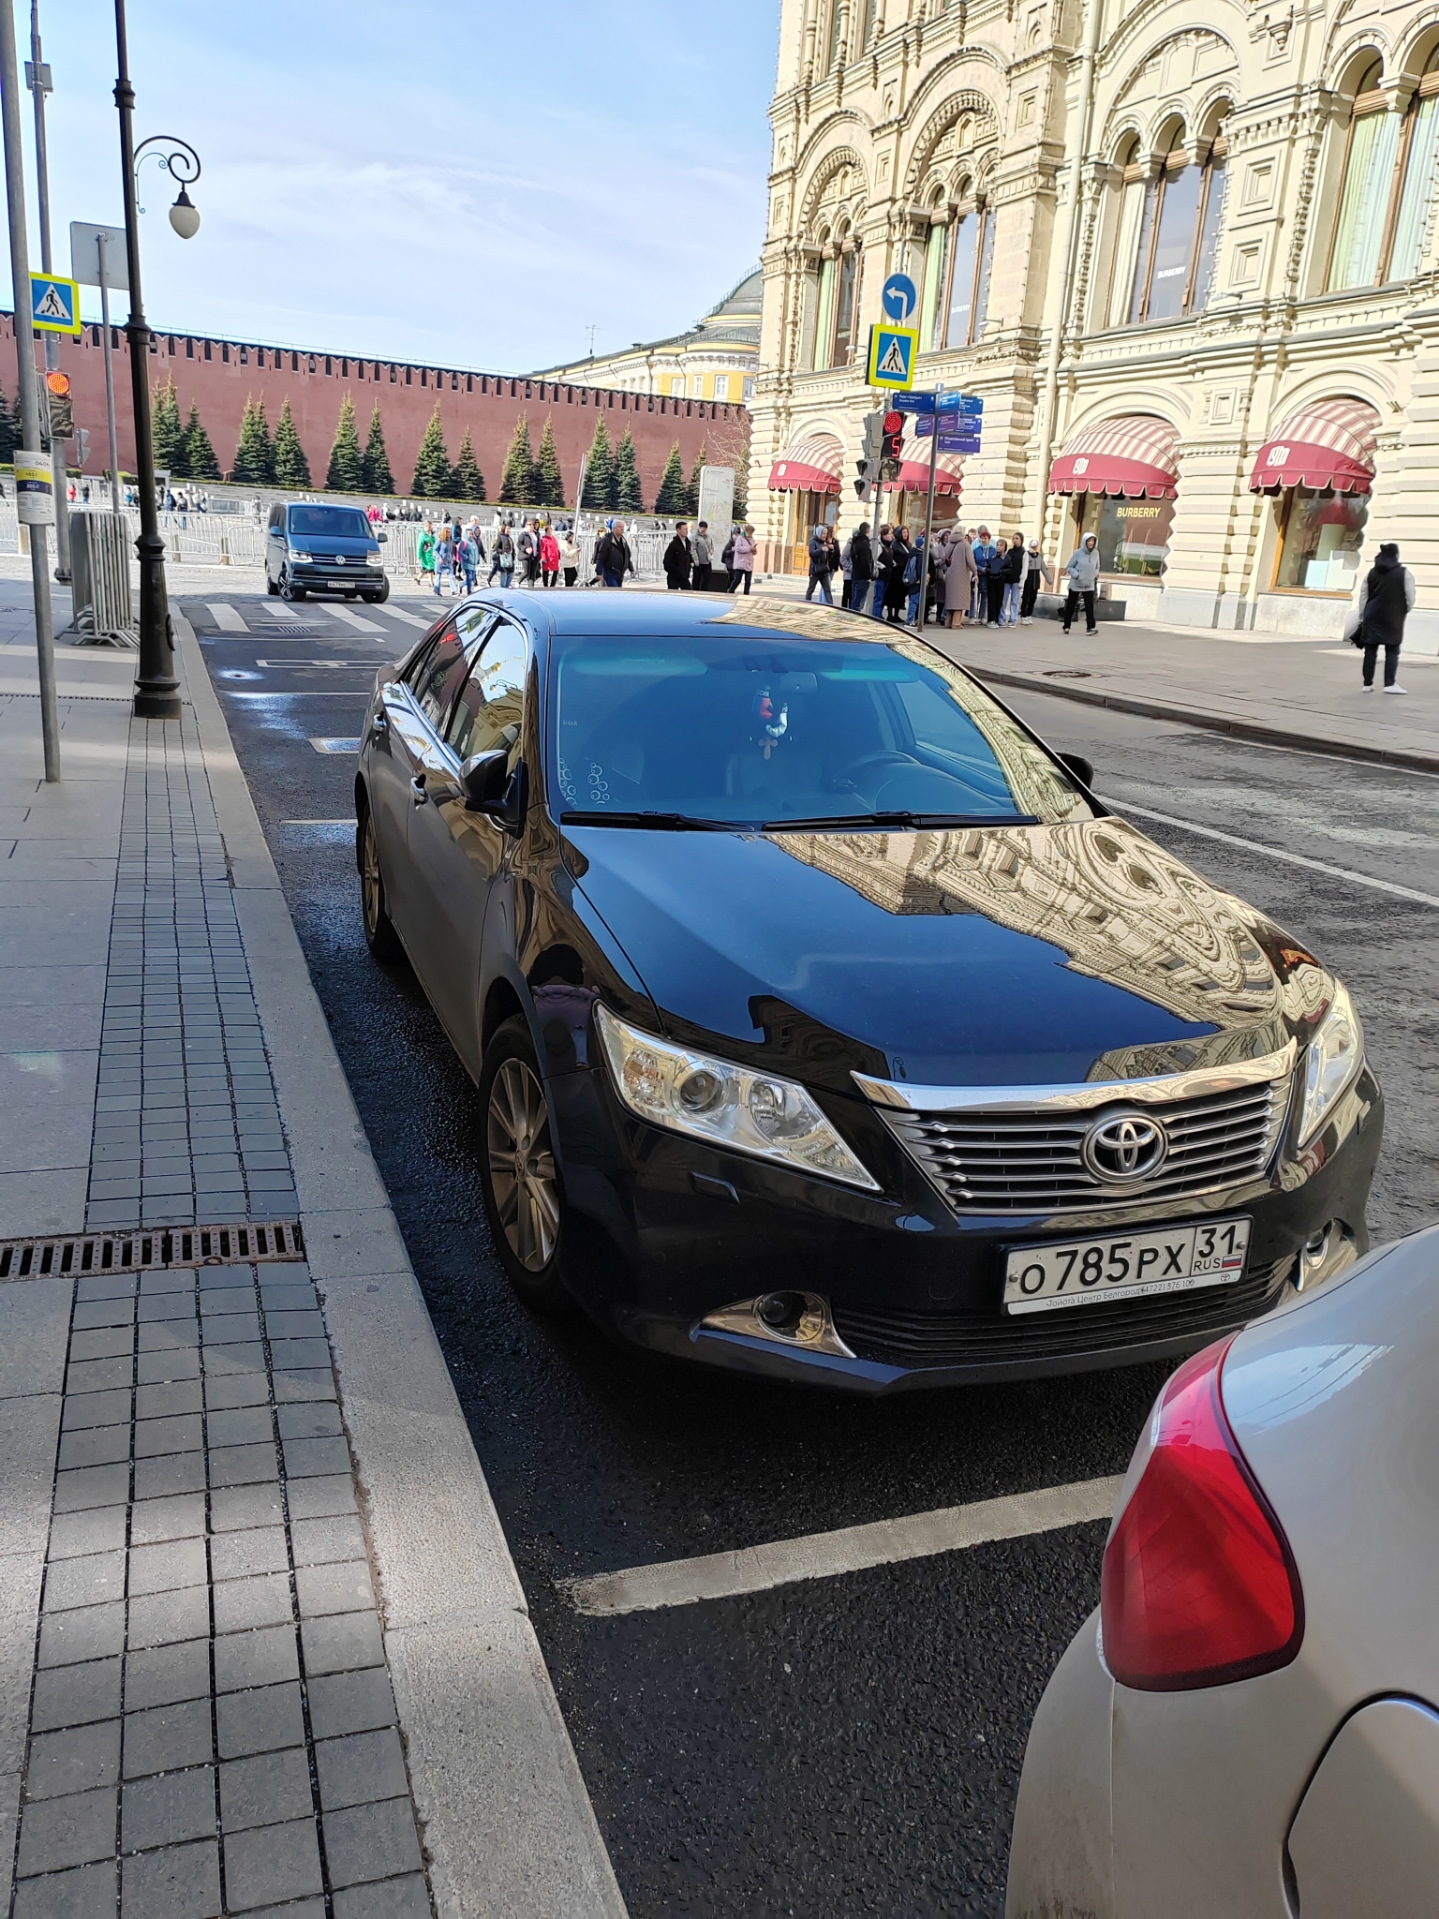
[
  {"left": 969, "top": 666, "right": 1439, "bottom": 777},
  {"left": 175, "top": 613, "right": 629, "bottom": 1918}
]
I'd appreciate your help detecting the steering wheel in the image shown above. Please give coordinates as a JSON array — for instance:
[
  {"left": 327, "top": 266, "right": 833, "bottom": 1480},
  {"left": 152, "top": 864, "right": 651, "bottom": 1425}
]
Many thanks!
[{"left": 834, "top": 750, "right": 920, "bottom": 791}]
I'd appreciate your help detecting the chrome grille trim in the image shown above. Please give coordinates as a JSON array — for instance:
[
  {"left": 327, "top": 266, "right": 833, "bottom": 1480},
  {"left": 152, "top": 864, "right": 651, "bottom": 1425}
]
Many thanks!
[
  {"left": 872, "top": 1067, "right": 1293, "bottom": 1216},
  {"left": 852, "top": 1039, "right": 1296, "bottom": 1114}
]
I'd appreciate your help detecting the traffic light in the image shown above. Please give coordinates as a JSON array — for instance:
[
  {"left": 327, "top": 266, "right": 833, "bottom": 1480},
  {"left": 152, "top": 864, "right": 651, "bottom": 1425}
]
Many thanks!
[
  {"left": 44, "top": 370, "right": 73, "bottom": 439},
  {"left": 880, "top": 410, "right": 904, "bottom": 483},
  {"left": 855, "top": 409, "right": 885, "bottom": 501}
]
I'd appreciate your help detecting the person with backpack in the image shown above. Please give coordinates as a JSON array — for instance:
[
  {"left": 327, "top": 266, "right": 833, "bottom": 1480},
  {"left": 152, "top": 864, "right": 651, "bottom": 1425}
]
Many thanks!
[
  {"left": 728, "top": 524, "right": 756, "bottom": 594},
  {"left": 488, "top": 524, "right": 515, "bottom": 588},
  {"left": 1351, "top": 540, "right": 1417, "bottom": 692},
  {"left": 594, "top": 520, "right": 634, "bottom": 587},
  {"left": 664, "top": 523, "right": 693, "bottom": 590}
]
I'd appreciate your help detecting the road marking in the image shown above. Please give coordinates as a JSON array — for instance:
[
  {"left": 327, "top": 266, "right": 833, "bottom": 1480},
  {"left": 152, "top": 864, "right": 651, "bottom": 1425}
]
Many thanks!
[
  {"left": 207, "top": 602, "right": 248, "bottom": 632},
  {"left": 326, "top": 605, "right": 385, "bottom": 634},
  {"left": 308, "top": 738, "right": 361, "bottom": 754},
  {"left": 253, "top": 660, "right": 380, "bottom": 669},
  {"left": 559, "top": 1475, "right": 1123, "bottom": 1618},
  {"left": 264, "top": 603, "right": 301, "bottom": 621},
  {"left": 378, "top": 605, "right": 433, "bottom": 628},
  {"left": 283, "top": 818, "right": 353, "bottom": 825},
  {"left": 1111, "top": 797, "right": 1439, "bottom": 909}
]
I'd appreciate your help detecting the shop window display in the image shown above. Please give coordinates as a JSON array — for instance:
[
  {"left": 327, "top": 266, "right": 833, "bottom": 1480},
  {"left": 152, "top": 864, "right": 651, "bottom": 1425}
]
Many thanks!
[
  {"left": 1076, "top": 494, "right": 1174, "bottom": 576},
  {"left": 1271, "top": 490, "right": 1369, "bottom": 593}
]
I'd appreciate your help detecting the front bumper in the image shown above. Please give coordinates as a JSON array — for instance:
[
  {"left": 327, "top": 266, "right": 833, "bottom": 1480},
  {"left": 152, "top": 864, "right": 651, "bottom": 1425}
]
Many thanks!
[
  {"left": 292, "top": 563, "right": 385, "bottom": 592},
  {"left": 549, "top": 1061, "right": 1384, "bottom": 1393}
]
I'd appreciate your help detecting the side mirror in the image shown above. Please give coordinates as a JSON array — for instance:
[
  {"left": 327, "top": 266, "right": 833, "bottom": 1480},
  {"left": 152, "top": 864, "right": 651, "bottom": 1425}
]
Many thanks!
[
  {"left": 377, "top": 531, "right": 388, "bottom": 543},
  {"left": 1058, "top": 751, "right": 1094, "bottom": 788},
  {"left": 461, "top": 750, "right": 511, "bottom": 814}
]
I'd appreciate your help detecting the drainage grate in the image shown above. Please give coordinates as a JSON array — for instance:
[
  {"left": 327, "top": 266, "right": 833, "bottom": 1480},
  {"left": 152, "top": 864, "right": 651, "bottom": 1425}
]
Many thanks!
[
  {"left": 1041, "top": 668, "right": 1093, "bottom": 679},
  {"left": 0, "top": 1219, "right": 306, "bottom": 1280}
]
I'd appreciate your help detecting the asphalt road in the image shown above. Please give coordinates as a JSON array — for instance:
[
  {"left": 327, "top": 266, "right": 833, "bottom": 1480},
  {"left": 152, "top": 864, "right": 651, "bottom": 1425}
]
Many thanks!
[{"left": 184, "top": 588, "right": 1439, "bottom": 1917}]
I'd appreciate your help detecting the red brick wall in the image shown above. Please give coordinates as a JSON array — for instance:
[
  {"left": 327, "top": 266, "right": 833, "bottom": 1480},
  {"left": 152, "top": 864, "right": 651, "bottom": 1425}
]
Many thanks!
[{"left": 2, "top": 315, "right": 748, "bottom": 508}]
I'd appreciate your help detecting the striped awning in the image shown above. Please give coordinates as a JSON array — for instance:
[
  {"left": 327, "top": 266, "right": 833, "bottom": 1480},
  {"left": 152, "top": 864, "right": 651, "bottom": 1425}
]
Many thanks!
[
  {"left": 1049, "top": 415, "right": 1180, "bottom": 499},
  {"left": 768, "top": 434, "right": 843, "bottom": 495},
  {"left": 1248, "top": 397, "right": 1379, "bottom": 495},
  {"left": 884, "top": 430, "right": 963, "bottom": 498}
]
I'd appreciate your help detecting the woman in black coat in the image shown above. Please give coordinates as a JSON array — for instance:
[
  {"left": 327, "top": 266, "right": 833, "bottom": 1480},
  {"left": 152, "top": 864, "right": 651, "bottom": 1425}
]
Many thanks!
[
  {"left": 884, "top": 527, "right": 912, "bottom": 622},
  {"left": 1353, "top": 541, "right": 1416, "bottom": 693}
]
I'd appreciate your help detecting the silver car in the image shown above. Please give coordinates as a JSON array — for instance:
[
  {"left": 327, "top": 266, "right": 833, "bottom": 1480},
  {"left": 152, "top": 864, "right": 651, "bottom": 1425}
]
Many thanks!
[{"left": 1007, "top": 1226, "right": 1439, "bottom": 1918}]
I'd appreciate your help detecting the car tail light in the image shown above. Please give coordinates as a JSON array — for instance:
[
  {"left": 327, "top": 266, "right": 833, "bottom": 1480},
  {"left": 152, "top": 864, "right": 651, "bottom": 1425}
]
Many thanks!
[{"left": 1101, "top": 1337, "right": 1303, "bottom": 1691}]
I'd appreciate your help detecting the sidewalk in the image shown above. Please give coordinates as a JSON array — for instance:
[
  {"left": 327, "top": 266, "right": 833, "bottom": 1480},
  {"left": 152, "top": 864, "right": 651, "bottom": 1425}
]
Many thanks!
[{"left": 0, "top": 603, "right": 625, "bottom": 1916}]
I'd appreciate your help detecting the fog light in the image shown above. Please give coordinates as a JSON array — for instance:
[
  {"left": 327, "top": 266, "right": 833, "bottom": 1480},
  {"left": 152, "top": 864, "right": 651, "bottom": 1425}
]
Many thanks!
[
  {"left": 700, "top": 1291, "right": 854, "bottom": 1358},
  {"left": 757, "top": 1290, "right": 805, "bottom": 1332}
]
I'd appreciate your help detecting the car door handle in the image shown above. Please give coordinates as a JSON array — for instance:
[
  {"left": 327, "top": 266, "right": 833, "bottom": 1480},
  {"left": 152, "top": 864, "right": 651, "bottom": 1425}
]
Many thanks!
[{"left": 410, "top": 775, "right": 428, "bottom": 805}]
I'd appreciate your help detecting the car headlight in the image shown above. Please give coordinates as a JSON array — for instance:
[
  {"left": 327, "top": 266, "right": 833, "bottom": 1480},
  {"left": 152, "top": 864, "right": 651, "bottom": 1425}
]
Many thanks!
[
  {"left": 368, "top": 549, "right": 384, "bottom": 567},
  {"left": 291, "top": 549, "right": 314, "bottom": 562},
  {"left": 594, "top": 1003, "right": 878, "bottom": 1191},
  {"left": 1298, "top": 979, "right": 1363, "bottom": 1146}
]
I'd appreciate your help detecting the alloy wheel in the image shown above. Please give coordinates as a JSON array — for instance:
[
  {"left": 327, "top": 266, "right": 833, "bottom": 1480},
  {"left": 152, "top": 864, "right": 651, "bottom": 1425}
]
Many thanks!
[
  {"left": 360, "top": 813, "right": 382, "bottom": 940},
  {"left": 487, "top": 1057, "right": 560, "bottom": 1271}
]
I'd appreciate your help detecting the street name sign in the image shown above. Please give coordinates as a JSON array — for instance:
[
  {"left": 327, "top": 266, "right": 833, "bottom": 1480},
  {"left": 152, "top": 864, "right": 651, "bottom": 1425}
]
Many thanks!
[
  {"left": 867, "top": 324, "right": 917, "bottom": 390},
  {"left": 30, "top": 272, "right": 81, "bottom": 336}
]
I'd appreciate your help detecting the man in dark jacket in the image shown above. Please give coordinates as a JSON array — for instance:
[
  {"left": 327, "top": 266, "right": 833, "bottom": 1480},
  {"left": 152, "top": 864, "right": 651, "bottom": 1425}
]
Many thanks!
[
  {"left": 663, "top": 523, "right": 693, "bottom": 590},
  {"left": 594, "top": 521, "right": 633, "bottom": 589},
  {"left": 1355, "top": 541, "right": 1417, "bottom": 693},
  {"left": 850, "top": 523, "right": 875, "bottom": 617}
]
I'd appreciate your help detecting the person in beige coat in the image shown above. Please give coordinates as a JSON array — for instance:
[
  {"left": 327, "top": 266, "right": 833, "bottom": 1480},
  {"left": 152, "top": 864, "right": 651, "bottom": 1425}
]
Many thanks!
[{"left": 942, "top": 530, "right": 978, "bottom": 628}]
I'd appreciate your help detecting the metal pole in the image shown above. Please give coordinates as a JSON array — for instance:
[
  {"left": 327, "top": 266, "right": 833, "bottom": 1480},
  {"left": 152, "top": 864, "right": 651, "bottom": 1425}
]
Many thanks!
[
  {"left": 920, "top": 411, "right": 939, "bottom": 623},
  {"left": 27, "top": 0, "right": 68, "bottom": 581},
  {"left": 113, "top": 0, "right": 178, "bottom": 718},
  {"left": 0, "top": 0, "right": 60, "bottom": 778},
  {"left": 96, "top": 235, "right": 122, "bottom": 514}
]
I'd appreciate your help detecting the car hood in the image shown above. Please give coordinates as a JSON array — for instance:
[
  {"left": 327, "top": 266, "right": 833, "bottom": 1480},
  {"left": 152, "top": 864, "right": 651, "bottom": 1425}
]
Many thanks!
[
  {"left": 289, "top": 533, "right": 375, "bottom": 554},
  {"left": 567, "top": 816, "right": 1328, "bottom": 1093}
]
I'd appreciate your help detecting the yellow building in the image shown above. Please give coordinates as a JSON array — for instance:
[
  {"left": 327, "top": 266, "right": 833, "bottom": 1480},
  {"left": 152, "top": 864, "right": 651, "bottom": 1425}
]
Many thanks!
[
  {"left": 535, "top": 270, "right": 762, "bottom": 407},
  {"left": 751, "top": 0, "right": 1439, "bottom": 647}
]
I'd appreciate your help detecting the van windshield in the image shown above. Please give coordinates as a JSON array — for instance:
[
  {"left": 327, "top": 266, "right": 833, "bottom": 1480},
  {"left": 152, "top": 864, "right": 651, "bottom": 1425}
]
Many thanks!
[
  {"left": 287, "top": 506, "right": 371, "bottom": 540},
  {"left": 549, "top": 620, "right": 1095, "bottom": 828}
]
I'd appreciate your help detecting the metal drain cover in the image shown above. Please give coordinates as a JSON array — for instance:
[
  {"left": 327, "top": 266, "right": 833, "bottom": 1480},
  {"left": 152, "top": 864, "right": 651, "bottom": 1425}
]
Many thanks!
[
  {"left": 0, "top": 1219, "right": 306, "bottom": 1280},
  {"left": 1042, "top": 669, "right": 1093, "bottom": 679}
]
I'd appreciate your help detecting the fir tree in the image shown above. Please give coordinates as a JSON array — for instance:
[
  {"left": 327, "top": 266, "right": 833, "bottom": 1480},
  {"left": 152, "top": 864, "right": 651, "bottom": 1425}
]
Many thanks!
[
  {"left": 151, "top": 377, "right": 187, "bottom": 476},
  {"left": 183, "top": 404, "right": 222, "bottom": 481},
  {"left": 361, "top": 405, "right": 393, "bottom": 495},
  {"left": 533, "top": 416, "right": 565, "bottom": 508},
  {"left": 272, "top": 398, "right": 312, "bottom": 490},
  {"left": 449, "top": 429, "right": 486, "bottom": 502},
  {"left": 580, "top": 416, "right": 617, "bottom": 509},
  {"left": 498, "top": 415, "right": 537, "bottom": 504},
  {"left": 653, "top": 442, "right": 688, "bottom": 515},
  {"left": 410, "top": 406, "right": 452, "bottom": 497},
  {"left": 325, "top": 393, "right": 365, "bottom": 493},
  {"left": 614, "top": 430, "right": 644, "bottom": 514},
  {"left": 685, "top": 440, "right": 709, "bottom": 518},
  {"left": 230, "top": 395, "right": 276, "bottom": 485}
]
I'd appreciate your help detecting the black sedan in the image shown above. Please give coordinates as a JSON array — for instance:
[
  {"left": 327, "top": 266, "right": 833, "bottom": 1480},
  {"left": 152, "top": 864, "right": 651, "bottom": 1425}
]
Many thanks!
[{"left": 353, "top": 591, "right": 1381, "bottom": 1392}]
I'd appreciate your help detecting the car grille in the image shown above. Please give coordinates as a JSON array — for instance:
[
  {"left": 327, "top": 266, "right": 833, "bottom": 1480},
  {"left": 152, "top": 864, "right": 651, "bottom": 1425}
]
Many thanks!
[
  {"left": 879, "top": 1076, "right": 1290, "bottom": 1216},
  {"left": 834, "top": 1255, "right": 1294, "bottom": 1370}
]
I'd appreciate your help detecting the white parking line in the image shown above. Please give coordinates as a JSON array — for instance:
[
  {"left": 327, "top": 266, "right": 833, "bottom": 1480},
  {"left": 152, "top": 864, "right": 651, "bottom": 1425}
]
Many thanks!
[
  {"left": 1111, "top": 797, "right": 1439, "bottom": 909},
  {"left": 207, "top": 602, "right": 248, "bottom": 632},
  {"left": 326, "top": 606, "right": 385, "bottom": 634},
  {"left": 559, "top": 1475, "right": 1123, "bottom": 1618}
]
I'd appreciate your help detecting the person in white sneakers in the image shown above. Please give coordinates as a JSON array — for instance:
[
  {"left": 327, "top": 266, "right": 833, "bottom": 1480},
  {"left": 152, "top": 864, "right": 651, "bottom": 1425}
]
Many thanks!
[{"left": 1351, "top": 541, "right": 1416, "bottom": 693}]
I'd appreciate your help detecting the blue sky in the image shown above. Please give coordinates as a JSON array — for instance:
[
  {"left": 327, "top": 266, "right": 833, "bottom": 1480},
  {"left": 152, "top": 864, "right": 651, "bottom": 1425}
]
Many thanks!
[{"left": 11, "top": 0, "right": 778, "bottom": 372}]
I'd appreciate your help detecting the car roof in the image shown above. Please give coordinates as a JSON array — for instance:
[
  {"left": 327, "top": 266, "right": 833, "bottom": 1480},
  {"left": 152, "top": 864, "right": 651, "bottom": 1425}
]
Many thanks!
[{"left": 465, "top": 589, "right": 897, "bottom": 643}]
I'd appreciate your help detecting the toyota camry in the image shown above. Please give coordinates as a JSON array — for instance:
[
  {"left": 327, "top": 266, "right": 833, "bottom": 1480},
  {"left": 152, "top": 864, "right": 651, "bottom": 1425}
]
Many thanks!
[{"left": 353, "top": 591, "right": 1381, "bottom": 1391}]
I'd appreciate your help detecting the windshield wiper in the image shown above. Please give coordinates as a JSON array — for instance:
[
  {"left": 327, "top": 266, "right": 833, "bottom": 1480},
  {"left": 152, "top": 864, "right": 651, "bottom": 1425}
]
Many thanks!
[
  {"left": 762, "top": 811, "right": 1038, "bottom": 831},
  {"left": 559, "top": 810, "right": 748, "bottom": 831}
]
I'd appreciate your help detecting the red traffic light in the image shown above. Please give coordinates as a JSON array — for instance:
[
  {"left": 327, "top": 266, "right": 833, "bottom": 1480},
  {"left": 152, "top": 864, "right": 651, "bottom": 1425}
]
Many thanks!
[
  {"left": 45, "top": 370, "right": 71, "bottom": 397},
  {"left": 883, "top": 411, "right": 903, "bottom": 435}
]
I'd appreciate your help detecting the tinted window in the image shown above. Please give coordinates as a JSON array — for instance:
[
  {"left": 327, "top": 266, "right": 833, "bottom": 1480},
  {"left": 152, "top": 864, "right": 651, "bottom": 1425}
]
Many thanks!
[
  {"left": 447, "top": 623, "right": 527, "bottom": 765},
  {"left": 409, "top": 623, "right": 472, "bottom": 728},
  {"left": 550, "top": 619, "right": 1092, "bottom": 825},
  {"left": 287, "top": 505, "right": 371, "bottom": 540}
]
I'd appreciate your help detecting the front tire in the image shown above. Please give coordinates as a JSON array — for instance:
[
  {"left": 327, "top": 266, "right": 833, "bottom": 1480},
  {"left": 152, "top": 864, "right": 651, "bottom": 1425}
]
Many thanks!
[
  {"left": 266, "top": 573, "right": 279, "bottom": 597},
  {"left": 357, "top": 805, "right": 402, "bottom": 962},
  {"left": 479, "top": 1018, "right": 571, "bottom": 1312}
]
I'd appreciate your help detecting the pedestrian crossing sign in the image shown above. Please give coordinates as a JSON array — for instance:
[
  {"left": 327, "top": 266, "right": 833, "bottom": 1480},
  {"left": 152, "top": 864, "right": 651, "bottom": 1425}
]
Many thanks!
[
  {"left": 867, "top": 323, "right": 917, "bottom": 390},
  {"left": 30, "top": 272, "right": 81, "bottom": 336}
]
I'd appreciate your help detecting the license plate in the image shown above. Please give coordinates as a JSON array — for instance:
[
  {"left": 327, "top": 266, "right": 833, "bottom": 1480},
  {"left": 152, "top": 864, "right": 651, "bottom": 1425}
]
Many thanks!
[{"left": 1003, "top": 1218, "right": 1251, "bottom": 1315}]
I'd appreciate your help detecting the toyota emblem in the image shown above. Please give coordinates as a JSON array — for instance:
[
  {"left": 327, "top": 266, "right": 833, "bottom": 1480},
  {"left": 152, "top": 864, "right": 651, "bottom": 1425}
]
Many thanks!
[{"left": 1083, "top": 1111, "right": 1169, "bottom": 1183}]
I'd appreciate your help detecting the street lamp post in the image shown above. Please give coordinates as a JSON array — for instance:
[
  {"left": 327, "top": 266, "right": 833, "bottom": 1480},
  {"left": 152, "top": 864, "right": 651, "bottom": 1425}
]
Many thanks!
[{"left": 112, "top": 1, "right": 201, "bottom": 719}]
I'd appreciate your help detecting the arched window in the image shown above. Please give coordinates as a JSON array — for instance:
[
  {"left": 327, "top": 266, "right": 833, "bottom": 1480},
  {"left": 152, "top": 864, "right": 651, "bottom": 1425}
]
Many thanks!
[
  {"left": 1127, "top": 122, "right": 1228, "bottom": 323},
  {"left": 925, "top": 182, "right": 993, "bottom": 349},
  {"left": 1106, "top": 138, "right": 1147, "bottom": 328},
  {"left": 1329, "top": 50, "right": 1439, "bottom": 288},
  {"left": 825, "top": 0, "right": 843, "bottom": 72},
  {"left": 812, "top": 232, "right": 837, "bottom": 368},
  {"left": 833, "top": 241, "right": 861, "bottom": 363},
  {"left": 860, "top": 0, "right": 877, "bottom": 49},
  {"left": 919, "top": 195, "right": 948, "bottom": 348}
]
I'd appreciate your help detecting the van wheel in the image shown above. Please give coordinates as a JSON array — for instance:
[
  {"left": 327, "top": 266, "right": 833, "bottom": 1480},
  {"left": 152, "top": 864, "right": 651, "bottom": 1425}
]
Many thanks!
[
  {"left": 357, "top": 806, "right": 402, "bottom": 962},
  {"left": 479, "top": 1018, "right": 572, "bottom": 1313},
  {"left": 280, "top": 572, "right": 307, "bottom": 603},
  {"left": 266, "top": 574, "right": 279, "bottom": 597}
]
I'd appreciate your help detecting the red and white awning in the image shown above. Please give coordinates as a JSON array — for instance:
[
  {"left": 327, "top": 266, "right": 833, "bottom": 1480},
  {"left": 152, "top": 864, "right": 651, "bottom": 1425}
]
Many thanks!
[
  {"left": 884, "top": 430, "right": 963, "bottom": 497},
  {"left": 1248, "top": 397, "right": 1379, "bottom": 495},
  {"left": 1049, "top": 415, "right": 1180, "bottom": 499},
  {"left": 768, "top": 434, "right": 843, "bottom": 495}
]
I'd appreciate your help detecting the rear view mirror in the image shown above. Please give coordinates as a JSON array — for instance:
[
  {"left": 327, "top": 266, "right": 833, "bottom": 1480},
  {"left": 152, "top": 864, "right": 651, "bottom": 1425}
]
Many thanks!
[
  {"left": 461, "top": 750, "right": 510, "bottom": 813},
  {"left": 1058, "top": 752, "right": 1094, "bottom": 788}
]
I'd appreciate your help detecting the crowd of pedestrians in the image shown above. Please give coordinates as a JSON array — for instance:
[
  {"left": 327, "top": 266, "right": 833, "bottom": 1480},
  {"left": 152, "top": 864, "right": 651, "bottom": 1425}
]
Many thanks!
[
  {"left": 663, "top": 521, "right": 759, "bottom": 595},
  {"left": 416, "top": 512, "right": 589, "bottom": 596},
  {"left": 797, "top": 519, "right": 1071, "bottom": 630}
]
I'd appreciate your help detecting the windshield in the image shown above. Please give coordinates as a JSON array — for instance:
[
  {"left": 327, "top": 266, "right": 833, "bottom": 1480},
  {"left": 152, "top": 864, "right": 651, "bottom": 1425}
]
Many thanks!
[
  {"left": 287, "top": 505, "right": 371, "bottom": 540},
  {"left": 549, "top": 617, "right": 1094, "bottom": 827}
]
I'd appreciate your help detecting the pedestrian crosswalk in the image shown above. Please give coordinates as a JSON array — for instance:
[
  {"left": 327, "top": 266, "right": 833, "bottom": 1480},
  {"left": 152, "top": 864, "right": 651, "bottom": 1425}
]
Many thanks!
[{"left": 195, "top": 598, "right": 433, "bottom": 639}]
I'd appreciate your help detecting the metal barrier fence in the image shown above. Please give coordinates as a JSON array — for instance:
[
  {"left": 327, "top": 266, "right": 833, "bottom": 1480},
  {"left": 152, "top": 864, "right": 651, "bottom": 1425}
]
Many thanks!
[{"left": 69, "top": 511, "right": 136, "bottom": 645}]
